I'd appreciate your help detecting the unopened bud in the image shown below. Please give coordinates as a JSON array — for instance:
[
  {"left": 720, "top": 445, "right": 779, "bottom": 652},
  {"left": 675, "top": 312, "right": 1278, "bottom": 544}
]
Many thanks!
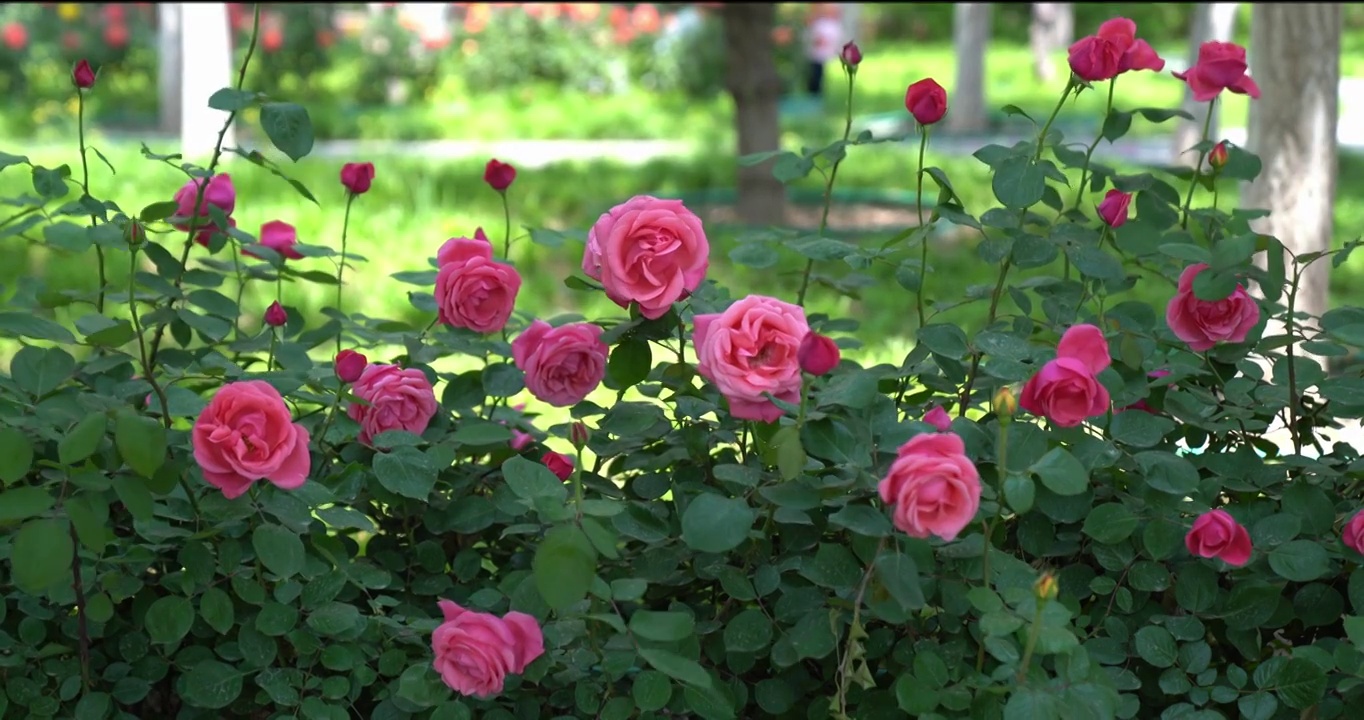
[
  {"left": 570, "top": 422, "right": 590, "bottom": 450},
  {"left": 124, "top": 219, "right": 144, "bottom": 246},
  {"left": 335, "top": 349, "right": 368, "bottom": 383},
  {"left": 840, "top": 41, "right": 862, "bottom": 71},
  {"left": 993, "top": 386, "right": 1018, "bottom": 420},
  {"left": 1208, "top": 141, "right": 1229, "bottom": 171},
  {"left": 1034, "top": 572, "right": 1058, "bottom": 602},
  {"left": 264, "top": 301, "right": 287, "bottom": 328},
  {"left": 797, "top": 331, "right": 841, "bottom": 376}
]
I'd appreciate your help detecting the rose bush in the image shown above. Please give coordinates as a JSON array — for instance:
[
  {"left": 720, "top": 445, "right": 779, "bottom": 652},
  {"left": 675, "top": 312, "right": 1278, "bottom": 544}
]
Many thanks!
[{"left": 4, "top": 10, "right": 1364, "bottom": 720}]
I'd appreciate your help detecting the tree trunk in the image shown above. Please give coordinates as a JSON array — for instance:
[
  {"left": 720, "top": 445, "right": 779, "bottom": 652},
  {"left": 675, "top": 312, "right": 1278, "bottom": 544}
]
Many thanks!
[
  {"left": 157, "top": 4, "right": 182, "bottom": 135},
  {"left": 1243, "top": 3, "right": 1340, "bottom": 333},
  {"left": 948, "top": 4, "right": 992, "bottom": 134},
  {"left": 722, "top": 4, "right": 785, "bottom": 226},
  {"left": 1172, "top": 4, "right": 1238, "bottom": 166},
  {"left": 179, "top": 3, "right": 235, "bottom": 158},
  {"left": 1030, "top": 3, "right": 1073, "bottom": 83}
]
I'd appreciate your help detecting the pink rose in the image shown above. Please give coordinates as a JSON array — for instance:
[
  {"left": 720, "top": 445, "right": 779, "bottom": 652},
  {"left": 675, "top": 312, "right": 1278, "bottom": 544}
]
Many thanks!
[
  {"left": 904, "top": 78, "right": 947, "bottom": 125},
  {"left": 340, "top": 161, "right": 375, "bottom": 195},
  {"left": 173, "top": 173, "right": 236, "bottom": 232},
  {"left": 1344, "top": 510, "right": 1364, "bottom": 556},
  {"left": 512, "top": 320, "right": 608, "bottom": 407},
  {"left": 797, "top": 331, "right": 840, "bottom": 376},
  {"left": 431, "top": 599, "right": 544, "bottom": 699},
  {"left": 484, "top": 158, "right": 516, "bottom": 192},
  {"left": 581, "top": 195, "right": 709, "bottom": 320},
  {"left": 1165, "top": 263, "right": 1260, "bottom": 352},
  {"left": 1096, "top": 189, "right": 1132, "bottom": 228},
  {"left": 245, "top": 219, "right": 302, "bottom": 260},
  {"left": 693, "top": 294, "right": 808, "bottom": 423},
  {"left": 923, "top": 406, "right": 952, "bottom": 432},
  {"left": 501, "top": 403, "right": 535, "bottom": 451},
  {"left": 347, "top": 364, "right": 439, "bottom": 446},
  {"left": 877, "top": 432, "right": 981, "bottom": 542},
  {"left": 1172, "top": 41, "right": 1260, "bottom": 103},
  {"left": 434, "top": 234, "right": 522, "bottom": 334},
  {"left": 541, "top": 451, "right": 574, "bottom": 480},
  {"left": 335, "top": 350, "right": 368, "bottom": 384},
  {"left": 1019, "top": 324, "right": 1112, "bottom": 428},
  {"left": 1067, "top": 17, "right": 1163, "bottom": 82},
  {"left": 1185, "top": 509, "right": 1252, "bottom": 567},
  {"left": 192, "top": 380, "right": 310, "bottom": 499},
  {"left": 1122, "top": 369, "right": 1172, "bottom": 414},
  {"left": 194, "top": 215, "right": 237, "bottom": 249}
]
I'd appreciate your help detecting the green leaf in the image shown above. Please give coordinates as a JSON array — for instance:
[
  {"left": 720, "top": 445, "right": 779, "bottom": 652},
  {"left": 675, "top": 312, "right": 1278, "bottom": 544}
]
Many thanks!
[
  {"left": 259, "top": 102, "right": 315, "bottom": 161},
  {"left": 111, "top": 475, "right": 153, "bottom": 521},
  {"left": 1068, "top": 245, "right": 1126, "bottom": 281},
  {"left": 1109, "top": 411, "right": 1175, "bottom": 448},
  {"left": 1003, "top": 473, "right": 1035, "bottom": 514},
  {"left": 1133, "top": 626, "right": 1178, "bottom": 668},
  {"left": 1030, "top": 447, "right": 1089, "bottom": 496},
  {"left": 503, "top": 455, "right": 569, "bottom": 504},
  {"left": 729, "top": 241, "right": 780, "bottom": 269},
  {"left": 207, "top": 87, "right": 257, "bottom": 112},
  {"left": 632, "top": 671, "right": 674, "bottom": 712},
  {"left": 1267, "top": 540, "right": 1329, "bottom": 582},
  {"left": 828, "top": 504, "right": 892, "bottom": 537},
  {"left": 66, "top": 493, "right": 108, "bottom": 553},
  {"left": 200, "top": 587, "right": 235, "bottom": 634},
  {"left": 180, "top": 659, "right": 244, "bottom": 709},
  {"left": 1135, "top": 452, "right": 1199, "bottom": 495},
  {"left": 252, "top": 524, "right": 305, "bottom": 579},
  {"left": 1004, "top": 686, "right": 1060, "bottom": 720},
  {"left": 0, "top": 312, "right": 74, "bottom": 344},
  {"left": 680, "top": 494, "right": 755, "bottom": 554},
  {"left": 10, "top": 346, "right": 76, "bottom": 396},
  {"left": 629, "top": 610, "right": 695, "bottom": 642},
  {"left": 638, "top": 648, "right": 712, "bottom": 689},
  {"left": 59, "top": 414, "right": 107, "bottom": 466},
  {"left": 895, "top": 674, "right": 940, "bottom": 715},
  {"left": 0, "top": 486, "right": 54, "bottom": 523},
  {"left": 0, "top": 427, "right": 34, "bottom": 484},
  {"left": 115, "top": 413, "right": 167, "bottom": 478},
  {"left": 144, "top": 596, "right": 195, "bottom": 644},
  {"left": 1082, "top": 503, "right": 1140, "bottom": 544},
  {"left": 533, "top": 524, "right": 596, "bottom": 612},
  {"left": 992, "top": 156, "right": 1047, "bottom": 209},
  {"left": 1223, "top": 582, "right": 1281, "bottom": 630},
  {"left": 372, "top": 447, "right": 437, "bottom": 500},
  {"left": 1271, "top": 657, "right": 1327, "bottom": 710},
  {"left": 918, "top": 323, "right": 970, "bottom": 359},
  {"left": 307, "top": 602, "right": 362, "bottom": 636},
  {"left": 723, "top": 609, "right": 773, "bottom": 653},
  {"left": 11, "top": 518, "right": 72, "bottom": 593},
  {"left": 73, "top": 692, "right": 112, "bottom": 720},
  {"left": 606, "top": 336, "right": 652, "bottom": 390},
  {"left": 875, "top": 552, "right": 925, "bottom": 611}
]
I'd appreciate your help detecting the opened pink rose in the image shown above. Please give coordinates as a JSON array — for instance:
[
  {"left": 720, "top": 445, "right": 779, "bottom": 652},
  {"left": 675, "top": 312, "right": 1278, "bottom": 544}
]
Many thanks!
[
  {"left": 1019, "top": 324, "right": 1112, "bottom": 428},
  {"left": 1173, "top": 41, "right": 1260, "bottom": 102},
  {"left": 512, "top": 320, "right": 608, "bottom": 407},
  {"left": 434, "top": 232, "right": 522, "bottom": 334},
  {"left": 581, "top": 195, "right": 709, "bottom": 320},
  {"left": 1185, "top": 509, "right": 1252, "bottom": 567},
  {"left": 192, "top": 380, "right": 310, "bottom": 499},
  {"left": 1165, "top": 263, "right": 1260, "bottom": 352},
  {"left": 245, "top": 219, "right": 303, "bottom": 260},
  {"left": 347, "top": 364, "right": 439, "bottom": 446},
  {"left": 878, "top": 432, "right": 981, "bottom": 542},
  {"left": 432, "top": 599, "right": 544, "bottom": 698},
  {"left": 1067, "top": 17, "right": 1164, "bottom": 83},
  {"left": 694, "top": 294, "right": 808, "bottom": 423},
  {"left": 172, "top": 173, "right": 236, "bottom": 232},
  {"left": 1344, "top": 510, "right": 1364, "bottom": 556}
]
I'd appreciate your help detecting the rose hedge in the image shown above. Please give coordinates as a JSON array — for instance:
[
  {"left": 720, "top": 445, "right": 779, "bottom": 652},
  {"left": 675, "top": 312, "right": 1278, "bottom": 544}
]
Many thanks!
[{"left": 4, "top": 11, "right": 1364, "bottom": 720}]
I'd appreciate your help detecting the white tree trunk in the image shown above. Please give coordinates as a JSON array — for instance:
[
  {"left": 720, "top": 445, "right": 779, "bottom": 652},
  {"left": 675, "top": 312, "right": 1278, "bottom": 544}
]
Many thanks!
[
  {"left": 1030, "top": 3, "right": 1073, "bottom": 83},
  {"left": 157, "top": 4, "right": 182, "bottom": 135},
  {"left": 1244, "top": 4, "right": 1340, "bottom": 332},
  {"left": 949, "top": 4, "right": 992, "bottom": 134},
  {"left": 1172, "top": 4, "right": 1239, "bottom": 165},
  {"left": 722, "top": 4, "right": 785, "bottom": 226},
  {"left": 179, "top": 3, "right": 235, "bottom": 159},
  {"left": 840, "top": 3, "right": 863, "bottom": 45}
]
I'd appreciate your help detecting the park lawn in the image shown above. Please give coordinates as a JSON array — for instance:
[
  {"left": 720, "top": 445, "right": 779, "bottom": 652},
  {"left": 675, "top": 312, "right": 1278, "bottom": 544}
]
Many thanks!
[{"left": 4, "top": 137, "right": 1364, "bottom": 363}]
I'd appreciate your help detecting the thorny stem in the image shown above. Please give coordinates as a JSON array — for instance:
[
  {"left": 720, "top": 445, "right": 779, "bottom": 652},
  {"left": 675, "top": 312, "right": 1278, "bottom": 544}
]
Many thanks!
[
  {"left": 1286, "top": 258, "right": 1305, "bottom": 454},
  {"left": 148, "top": 5, "right": 261, "bottom": 368},
  {"left": 797, "top": 66, "right": 856, "bottom": 308},
  {"left": 231, "top": 247, "right": 247, "bottom": 339},
  {"left": 1179, "top": 98, "right": 1217, "bottom": 230},
  {"left": 501, "top": 192, "right": 512, "bottom": 261},
  {"left": 336, "top": 193, "right": 355, "bottom": 355},
  {"left": 914, "top": 128, "right": 931, "bottom": 328},
  {"left": 77, "top": 91, "right": 106, "bottom": 314},
  {"left": 70, "top": 523, "right": 90, "bottom": 691},
  {"left": 975, "top": 420, "right": 1009, "bottom": 672},
  {"left": 1070, "top": 77, "right": 1118, "bottom": 214},
  {"left": 833, "top": 537, "right": 887, "bottom": 717},
  {"left": 1017, "top": 598, "right": 1047, "bottom": 683}
]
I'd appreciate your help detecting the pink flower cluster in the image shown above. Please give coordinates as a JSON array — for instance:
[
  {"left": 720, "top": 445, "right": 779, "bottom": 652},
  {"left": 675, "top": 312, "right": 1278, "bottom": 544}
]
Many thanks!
[
  {"left": 1067, "top": 17, "right": 1165, "bottom": 82},
  {"left": 431, "top": 599, "right": 544, "bottom": 698}
]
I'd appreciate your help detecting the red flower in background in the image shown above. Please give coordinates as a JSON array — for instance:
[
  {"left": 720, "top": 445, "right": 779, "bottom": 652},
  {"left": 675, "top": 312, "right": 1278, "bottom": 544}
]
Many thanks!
[
  {"left": 2, "top": 22, "right": 26, "bottom": 51},
  {"left": 262, "top": 27, "right": 283, "bottom": 52},
  {"left": 228, "top": 3, "right": 249, "bottom": 31},
  {"left": 103, "top": 4, "right": 126, "bottom": 23},
  {"left": 61, "top": 30, "right": 81, "bottom": 51},
  {"left": 568, "top": 3, "right": 600, "bottom": 22},
  {"left": 104, "top": 24, "right": 129, "bottom": 49},
  {"left": 631, "top": 4, "right": 660, "bottom": 34},
  {"left": 465, "top": 5, "right": 490, "bottom": 34},
  {"left": 316, "top": 29, "right": 335, "bottom": 48}
]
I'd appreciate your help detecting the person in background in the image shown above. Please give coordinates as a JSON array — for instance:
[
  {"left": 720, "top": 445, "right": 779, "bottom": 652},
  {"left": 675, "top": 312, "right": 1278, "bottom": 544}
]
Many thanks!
[{"left": 804, "top": 3, "right": 843, "bottom": 98}]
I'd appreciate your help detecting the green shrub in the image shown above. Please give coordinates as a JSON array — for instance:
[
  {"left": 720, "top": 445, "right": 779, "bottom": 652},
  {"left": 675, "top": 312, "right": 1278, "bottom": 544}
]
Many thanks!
[{"left": 4, "top": 11, "right": 1364, "bottom": 720}]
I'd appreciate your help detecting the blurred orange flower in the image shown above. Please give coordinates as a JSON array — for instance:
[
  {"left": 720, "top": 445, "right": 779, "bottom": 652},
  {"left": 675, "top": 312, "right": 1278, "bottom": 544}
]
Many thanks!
[
  {"left": 772, "top": 26, "right": 793, "bottom": 46},
  {"left": 631, "top": 3, "right": 660, "bottom": 34}
]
